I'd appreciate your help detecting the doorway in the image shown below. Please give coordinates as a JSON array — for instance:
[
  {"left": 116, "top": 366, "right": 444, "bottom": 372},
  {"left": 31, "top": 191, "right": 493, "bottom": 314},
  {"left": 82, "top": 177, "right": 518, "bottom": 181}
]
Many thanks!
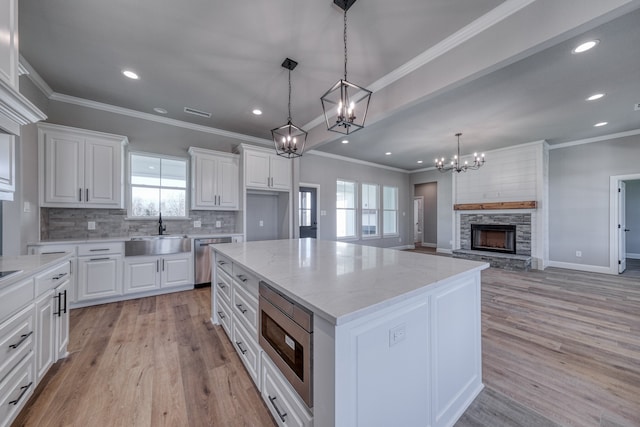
[
  {"left": 609, "top": 174, "right": 640, "bottom": 275},
  {"left": 299, "top": 185, "right": 318, "bottom": 239},
  {"left": 413, "top": 197, "right": 423, "bottom": 246},
  {"left": 414, "top": 182, "right": 437, "bottom": 248}
]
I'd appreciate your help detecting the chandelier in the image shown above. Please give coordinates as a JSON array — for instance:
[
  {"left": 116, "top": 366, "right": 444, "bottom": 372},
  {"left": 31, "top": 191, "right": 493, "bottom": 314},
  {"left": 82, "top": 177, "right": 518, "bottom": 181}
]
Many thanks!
[
  {"left": 320, "top": 0, "right": 372, "bottom": 135},
  {"left": 272, "top": 58, "right": 307, "bottom": 159},
  {"left": 435, "top": 133, "right": 485, "bottom": 173}
]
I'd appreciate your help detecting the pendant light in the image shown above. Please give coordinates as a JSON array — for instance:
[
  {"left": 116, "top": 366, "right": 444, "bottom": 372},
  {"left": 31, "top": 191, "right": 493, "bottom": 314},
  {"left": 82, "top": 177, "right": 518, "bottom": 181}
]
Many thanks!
[
  {"left": 320, "top": 0, "right": 372, "bottom": 135},
  {"left": 435, "top": 133, "right": 485, "bottom": 173},
  {"left": 272, "top": 58, "right": 307, "bottom": 159}
]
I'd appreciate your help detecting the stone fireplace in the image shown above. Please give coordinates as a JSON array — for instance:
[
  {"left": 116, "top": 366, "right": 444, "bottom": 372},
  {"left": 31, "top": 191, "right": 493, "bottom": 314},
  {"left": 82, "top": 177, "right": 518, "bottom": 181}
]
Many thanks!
[
  {"left": 459, "top": 213, "right": 532, "bottom": 256},
  {"left": 471, "top": 224, "right": 516, "bottom": 254}
]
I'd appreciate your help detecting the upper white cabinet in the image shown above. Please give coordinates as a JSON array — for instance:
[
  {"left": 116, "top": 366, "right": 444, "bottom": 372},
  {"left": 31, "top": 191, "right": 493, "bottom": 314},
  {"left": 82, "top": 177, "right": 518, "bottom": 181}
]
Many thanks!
[
  {"left": 0, "top": 0, "right": 18, "bottom": 89},
  {"left": 242, "top": 145, "right": 292, "bottom": 191},
  {"left": 0, "top": 134, "right": 15, "bottom": 200},
  {"left": 189, "top": 147, "right": 239, "bottom": 210},
  {"left": 38, "top": 123, "right": 128, "bottom": 208}
]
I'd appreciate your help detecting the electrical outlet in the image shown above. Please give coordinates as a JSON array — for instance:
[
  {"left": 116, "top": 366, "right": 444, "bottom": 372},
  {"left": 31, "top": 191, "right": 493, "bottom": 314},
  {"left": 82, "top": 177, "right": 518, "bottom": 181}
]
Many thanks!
[
  {"left": 23, "top": 201, "right": 31, "bottom": 213},
  {"left": 389, "top": 324, "right": 406, "bottom": 347},
  {"left": 193, "top": 220, "right": 201, "bottom": 228},
  {"left": 576, "top": 250, "right": 582, "bottom": 257},
  {"left": 88, "top": 221, "right": 96, "bottom": 230},
  {"left": 635, "top": 103, "right": 640, "bottom": 111},
  {"left": 321, "top": 210, "right": 327, "bottom": 216},
  {"left": 259, "top": 220, "right": 264, "bottom": 227},
  {"left": 215, "top": 220, "right": 222, "bottom": 228}
]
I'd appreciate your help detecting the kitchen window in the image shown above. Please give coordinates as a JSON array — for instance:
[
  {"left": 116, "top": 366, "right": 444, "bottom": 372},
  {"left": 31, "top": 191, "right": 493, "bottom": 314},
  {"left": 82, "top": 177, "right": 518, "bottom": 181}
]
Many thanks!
[
  {"left": 383, "top": 186, "right": 398, "bottom": 236},
  {"left": 336, "top": 180, "right": 356, "bottom": 239},
  {"left": 129, "top": 153, "right": 187, "bottom": 218},
  {"left": 361, "top": 183, "right": 379, "bottom": 237}
]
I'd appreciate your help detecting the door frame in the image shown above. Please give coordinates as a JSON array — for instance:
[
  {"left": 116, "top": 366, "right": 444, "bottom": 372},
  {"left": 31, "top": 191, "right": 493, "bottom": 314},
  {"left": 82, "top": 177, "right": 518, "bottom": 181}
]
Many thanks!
[
  {"left": 609, "top": 173, "right": 640, "bottom": 274},
  {"left": 299, "top": 182, "right": 320, "bottom": 239}
]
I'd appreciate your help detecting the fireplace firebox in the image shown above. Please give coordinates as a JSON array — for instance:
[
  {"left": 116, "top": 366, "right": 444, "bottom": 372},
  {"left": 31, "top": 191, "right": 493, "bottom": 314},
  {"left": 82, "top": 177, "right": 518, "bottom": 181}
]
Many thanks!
[{"left": 471, "top": 224, "right": 516, "bottom": 254}]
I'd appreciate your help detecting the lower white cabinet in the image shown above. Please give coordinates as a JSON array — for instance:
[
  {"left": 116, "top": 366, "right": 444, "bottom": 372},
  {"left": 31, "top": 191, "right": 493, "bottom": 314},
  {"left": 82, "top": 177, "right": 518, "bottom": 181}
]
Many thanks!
[
  {"left": 261, "top": 354, "right": 313, "bottom": 427},
  {"left": 124, "top": 253, "right": 192, "bottom": 294},
  {"left": 34, "top": 290, "right": 54, "bottom": 383},
  {"left": 53, "top": 280, "right": 70, "bottom": 359},
  {"left": 77, "top": 255, "right": 123, "bottom": 301},
  {"left": 0, "top": 353, "right": 35, "bottom": 427},
  {"left": 232, "top": 317, "right": 261, "bottom": 387}
]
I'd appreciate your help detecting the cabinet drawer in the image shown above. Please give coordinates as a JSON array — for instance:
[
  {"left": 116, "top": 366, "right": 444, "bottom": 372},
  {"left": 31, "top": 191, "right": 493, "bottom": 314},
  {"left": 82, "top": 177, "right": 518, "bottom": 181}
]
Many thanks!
[
  {"left": 77, "top": 242, "right": 123, "bottom": 256},
  {"left": 35, "top": 262, "right": 71, "bottom": 297},
  {"left": 215, "top": 254, "right": 232, "bottom": 276},
  {"left": 0, "top": 305, "right": 34, "bottom": 384},
  {"left": 215, "top": 268, "right": 232, "bottom": 304},
  {"left": 216, "top": 295, "right": 232, "bottom": 338},
  {"left": 232, "top": 317, "right": 261, "bottom": 388},
  {"left": 30, "top": 244, "right": 76, "bottom": 256},
  {"left": 0, "top": 353, "right": 35, "bottom": 427},
  {"left": 233, "top": 283, "right": 258, "bottom": 336},
  {"left": 261, "top": 353, "right": 312, "bottom": 427},
  {"left": 233, "top": 264, "right": 259, "bottom": 297},
  {"left": 0, "top": 279, "right": 34, "bottom": 322}
]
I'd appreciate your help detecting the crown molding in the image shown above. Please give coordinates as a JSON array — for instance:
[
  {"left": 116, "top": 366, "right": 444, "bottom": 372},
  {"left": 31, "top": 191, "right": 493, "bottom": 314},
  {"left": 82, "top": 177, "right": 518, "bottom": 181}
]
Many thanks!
[
  {"left": 548, "top": 128, "right": 640, "bottom": 150},
  {"left": 307, "top": 150, "right": 409, "bottom": 173},
  {"left": 303, "top": 0, "right": 536, "bottom": 131},
  {"left": 0, "top": 78, "right": 47, "bottom": 135},
  {"left": 48, "top": 92, "right": 272, "bottom": 145},
  {"left": 19, "top": 55, "right": 54, "bottom": 98}
]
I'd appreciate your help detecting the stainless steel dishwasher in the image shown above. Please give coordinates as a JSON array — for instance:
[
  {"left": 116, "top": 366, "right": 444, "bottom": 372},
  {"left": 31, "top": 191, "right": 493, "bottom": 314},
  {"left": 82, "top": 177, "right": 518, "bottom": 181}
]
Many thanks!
[{"left": 194, "top": 237, "right": 232, "bottom": 287}]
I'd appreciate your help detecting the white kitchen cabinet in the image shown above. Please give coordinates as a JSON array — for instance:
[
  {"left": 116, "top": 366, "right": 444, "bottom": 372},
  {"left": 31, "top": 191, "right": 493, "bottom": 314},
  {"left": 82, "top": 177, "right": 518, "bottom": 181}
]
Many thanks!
[
  {"left": 124, "top": 252, "right": 192, "bottom": 293},
  {"left": 243, "top": 146, "right": 292, "bottom": 191},
  {"left": 0, "top": 134, "right": 15, "bottom": 200},
  {"left": 34, "top": 290, "right": 54, "bottom": 383},
  {"left": 77, "top": 255, "right": 123, "bottom": 301},
  {"left": 262, "top": 354, "right": 313, "bottom": 427},
  {"left": 53, "top": 280, "right": 69, "bottom": 360},
  {"left": 189, "top": 147, "right": 239, "bottom": 210},
  {"left": 38, "top": 123, "right": 128, "bottom": 208},
  {"left": 0, "top": 0, "right": 18, "bottom": 89}
]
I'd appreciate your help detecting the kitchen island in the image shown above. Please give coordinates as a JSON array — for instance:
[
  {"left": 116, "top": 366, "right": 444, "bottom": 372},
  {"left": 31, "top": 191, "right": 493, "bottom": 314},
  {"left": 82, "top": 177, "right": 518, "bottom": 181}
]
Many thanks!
[{"left": 211, "top": 239, "right": 488, "bottom": 427}]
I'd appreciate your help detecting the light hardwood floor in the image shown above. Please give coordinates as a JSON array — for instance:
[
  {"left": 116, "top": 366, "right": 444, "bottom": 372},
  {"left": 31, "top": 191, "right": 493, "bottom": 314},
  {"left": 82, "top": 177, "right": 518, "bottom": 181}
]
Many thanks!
[{"left": 13, "top": 265, "right": 640, "bottom": 427}]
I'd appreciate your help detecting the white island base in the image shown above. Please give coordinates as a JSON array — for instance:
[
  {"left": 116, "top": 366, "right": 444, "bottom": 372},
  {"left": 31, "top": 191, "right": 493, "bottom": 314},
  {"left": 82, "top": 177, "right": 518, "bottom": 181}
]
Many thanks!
[{"left": 211, "top": 239, "right": 488, "bottom": 427}]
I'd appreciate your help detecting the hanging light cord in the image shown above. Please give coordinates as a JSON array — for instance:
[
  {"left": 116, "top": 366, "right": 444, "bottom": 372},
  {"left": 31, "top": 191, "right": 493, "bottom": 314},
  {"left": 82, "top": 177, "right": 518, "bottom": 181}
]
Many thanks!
[
  {"left": 287, "top": 68, "right": 292, "bottom": 122},
  {"left": 343, "top": 8, "right": 348, "bottom": 81}
]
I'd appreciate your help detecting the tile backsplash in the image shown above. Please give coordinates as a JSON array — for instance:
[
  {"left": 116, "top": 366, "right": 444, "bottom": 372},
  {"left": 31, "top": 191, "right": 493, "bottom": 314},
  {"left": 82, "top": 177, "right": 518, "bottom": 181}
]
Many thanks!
[{"left": 41, "top": 208, "right": 239, "bottom": 240}]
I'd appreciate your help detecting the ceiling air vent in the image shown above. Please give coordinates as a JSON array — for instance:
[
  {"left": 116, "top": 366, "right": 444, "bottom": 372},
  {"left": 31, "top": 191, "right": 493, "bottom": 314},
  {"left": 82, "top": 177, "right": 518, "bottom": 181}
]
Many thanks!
[{"left": 184, "top": 107, "right": 211, "bottom": 118}]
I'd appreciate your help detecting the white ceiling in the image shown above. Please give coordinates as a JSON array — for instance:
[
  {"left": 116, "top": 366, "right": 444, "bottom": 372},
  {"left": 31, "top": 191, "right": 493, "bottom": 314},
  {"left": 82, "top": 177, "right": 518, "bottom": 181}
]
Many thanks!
[{"left": 19, "top": 0, "right": 640, "bottom": 171}]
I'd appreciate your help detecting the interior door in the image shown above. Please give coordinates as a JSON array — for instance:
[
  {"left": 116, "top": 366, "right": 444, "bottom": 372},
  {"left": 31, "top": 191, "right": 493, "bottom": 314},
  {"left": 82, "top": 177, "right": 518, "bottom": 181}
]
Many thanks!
[
  {"left": 413, "top": 197, "right": 423, "bottom": 245},
  {"left": 619, "top": 181, "right": 627, "bottom": 273},
  {"left": 299, "top": 187, "right": 317, "bottom": 239}
]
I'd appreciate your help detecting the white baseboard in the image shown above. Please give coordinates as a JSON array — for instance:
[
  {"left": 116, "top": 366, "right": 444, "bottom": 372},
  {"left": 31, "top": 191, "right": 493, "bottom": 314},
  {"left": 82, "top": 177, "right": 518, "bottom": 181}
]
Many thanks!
[
  {"left": 626, "top": 253, "right": 640, "bottom": 259},
  {"left": 546, "top": 260, "right": 613, "bottom": 275},
  {"left": 420, "top": 242, "right": 437, "bottom": 248},
  {"left": 437, "top": 248, "right": 453, "bottom": 255}
]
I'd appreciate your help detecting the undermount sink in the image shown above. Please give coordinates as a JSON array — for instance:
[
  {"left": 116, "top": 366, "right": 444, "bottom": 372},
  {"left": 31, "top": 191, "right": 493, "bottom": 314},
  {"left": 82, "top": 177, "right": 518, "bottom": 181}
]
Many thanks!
[{"left": 125, "top": 235, "right": 191, "bottom": 256}]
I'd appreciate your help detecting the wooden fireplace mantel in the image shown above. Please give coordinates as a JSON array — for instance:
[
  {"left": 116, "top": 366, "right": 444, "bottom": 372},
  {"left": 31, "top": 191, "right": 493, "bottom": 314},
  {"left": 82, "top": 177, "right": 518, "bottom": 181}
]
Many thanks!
[{"left": 454, "top": 201, "right": 537, "bottom": 211}]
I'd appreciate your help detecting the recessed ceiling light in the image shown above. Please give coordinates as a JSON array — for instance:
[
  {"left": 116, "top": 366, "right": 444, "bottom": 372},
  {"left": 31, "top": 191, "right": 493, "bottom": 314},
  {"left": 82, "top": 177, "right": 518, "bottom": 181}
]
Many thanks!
[
  {"left": 586, "top": 93, "right": 605, "bottom": 101},
  {"left": 153, "top": 107, "right": 168, "bottom": 114},
  {"left": 385, "top": 152, "right": 392, "bottom": 156},
  {"left": 594, "top": 121, "right": 608, "bottom": 127},
  {"left": 341, "top": 139, "right": 349, "bottom": 144},
  {"left": 122, "top": 70, "right": 139, "bottom": 79},
  {"left": 417, "top": 160, "right": 423, "bottom": 164},
  {"left": 572, "top": 40, "right": 599, "bottom": 54},
  {"left": 252, "top": 109, "right": 262, "bottom": 115}
]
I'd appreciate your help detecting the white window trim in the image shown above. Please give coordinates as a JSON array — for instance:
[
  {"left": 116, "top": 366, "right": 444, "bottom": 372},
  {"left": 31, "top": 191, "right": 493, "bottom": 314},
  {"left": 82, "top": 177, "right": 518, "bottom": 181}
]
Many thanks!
[
  {"left": 383, "top": 185, "right": 399, "bottom": 237},
  {"left": 361, "top": 183, "right": 380, "bottom": 239},
  {"left": 126, "top": 151, "right": 190, "bottom": 220},
  {"left": 336, "top": 179, "right": 358, "bottom": 240}
]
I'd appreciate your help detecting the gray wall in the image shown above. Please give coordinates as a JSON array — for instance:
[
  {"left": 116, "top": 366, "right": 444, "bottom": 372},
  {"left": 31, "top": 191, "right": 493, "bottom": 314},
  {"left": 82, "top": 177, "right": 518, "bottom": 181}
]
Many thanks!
[
  {"left": 625, "top": 180, "right": 640, "bottom": 257},
  {"left": 299, "top": 153, "right": 412, "bottom": 248},
  {"left": 413, "top": 182, "right": 437, "bottom": 245},
  {"left": 548, "top": 134, "right": 640, "bottom": 267},
  {"left": 410, "top": 169, "right": 453, "bottom": 251},
  {"left": 246, "top": 194, "right": 280, "bottom": 241}
]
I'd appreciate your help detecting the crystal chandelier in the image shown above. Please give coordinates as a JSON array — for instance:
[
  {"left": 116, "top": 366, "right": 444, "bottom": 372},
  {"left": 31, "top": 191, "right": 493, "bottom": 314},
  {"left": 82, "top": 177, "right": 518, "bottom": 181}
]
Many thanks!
[
  {"left": 272, "top": 58, "right": 307, "bottom": 158},
  {"left": 320, "top": 0, "right": 372, "bottom": 135},
  {"left": 435, "top": 133, "right": 485, "bottom": 173}
]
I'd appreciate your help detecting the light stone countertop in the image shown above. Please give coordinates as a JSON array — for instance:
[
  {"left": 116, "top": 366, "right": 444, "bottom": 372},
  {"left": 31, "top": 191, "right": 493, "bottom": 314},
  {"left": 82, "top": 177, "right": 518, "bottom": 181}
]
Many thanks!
[
  {"left": 28, "top": 233, "right": 243, "bottom": 246},
  {"left": 0, "top": 252, "right": 73, "bottom": 290},
  {"left": 212, "top": 239, "right": 489, "bottom": 325}
]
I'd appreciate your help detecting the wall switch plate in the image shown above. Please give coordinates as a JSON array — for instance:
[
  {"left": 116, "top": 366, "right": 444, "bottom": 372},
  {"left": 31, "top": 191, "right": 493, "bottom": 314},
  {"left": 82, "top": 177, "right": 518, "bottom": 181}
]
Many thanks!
[
  {"left": 389, "top": 324, "right": 406, "bottom": 347},
  {"left": 23, "top": 201, "right": 31, "bottom": 213},
  {"left": 194, "top": 220, "right": 202, "bottom": 228},
  {"left": 321, "top": 210, "right": 327, "bottom": 216},
  {"left": 215, "top": 220, "right": 221, "bottom": 228},
  {"left": 88, "top": 221, "right": 96, "bottom": 230},
  {"left": 576, "top": 251, "right": 582, "bottom": 257}
]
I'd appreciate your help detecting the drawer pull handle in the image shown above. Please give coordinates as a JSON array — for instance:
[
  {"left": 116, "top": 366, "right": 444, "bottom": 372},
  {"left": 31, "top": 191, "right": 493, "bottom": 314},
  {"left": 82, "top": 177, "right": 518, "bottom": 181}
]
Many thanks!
[
  {"left": 218, "top": 283, "right": 226, "bottom": 289},
  {"left": 217, "top": 311, "right": 225, "bottom": 320},
  {"left": 89, "top": 248, "right": 110, "bottom": 252},
  {"left": 52, "top": 272, "right": 68, "bottom": 280},
  {"left": 236, "top": 274, "right": 248, "bottom": 282},
  {"left": 268, "top": 395, "right": 288, "bottom": 422},
  {"left": 235, "top": 341, "right": 247, "bottom": 355},
  {"left": 218, "top": 261, "right": 227, "bottom": 265},
  {"left": 235, "top": 304, "right": 247, "bottom": 314},
  {"left": 9, "top": 331, "right": 33, "bottom": 349},
  {"left": 9, "top": 382, "right": 33, "bottom": 405}
]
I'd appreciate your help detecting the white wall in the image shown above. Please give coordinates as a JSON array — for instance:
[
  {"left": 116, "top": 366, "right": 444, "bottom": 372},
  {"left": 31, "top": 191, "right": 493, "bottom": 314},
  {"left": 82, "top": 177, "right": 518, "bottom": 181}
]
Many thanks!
[{"left": 548, "top": 134, "right": 640, "bottom": 268}]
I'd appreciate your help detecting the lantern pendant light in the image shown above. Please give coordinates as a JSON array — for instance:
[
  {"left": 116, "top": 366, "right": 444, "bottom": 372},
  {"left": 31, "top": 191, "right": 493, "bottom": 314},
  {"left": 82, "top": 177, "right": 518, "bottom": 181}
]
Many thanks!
[
  {"left": 320, "top": 0, "right": 372, "bottom": 135},
  {"left": 272, "top": 58, "right": 307, "bottom": 159}
]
